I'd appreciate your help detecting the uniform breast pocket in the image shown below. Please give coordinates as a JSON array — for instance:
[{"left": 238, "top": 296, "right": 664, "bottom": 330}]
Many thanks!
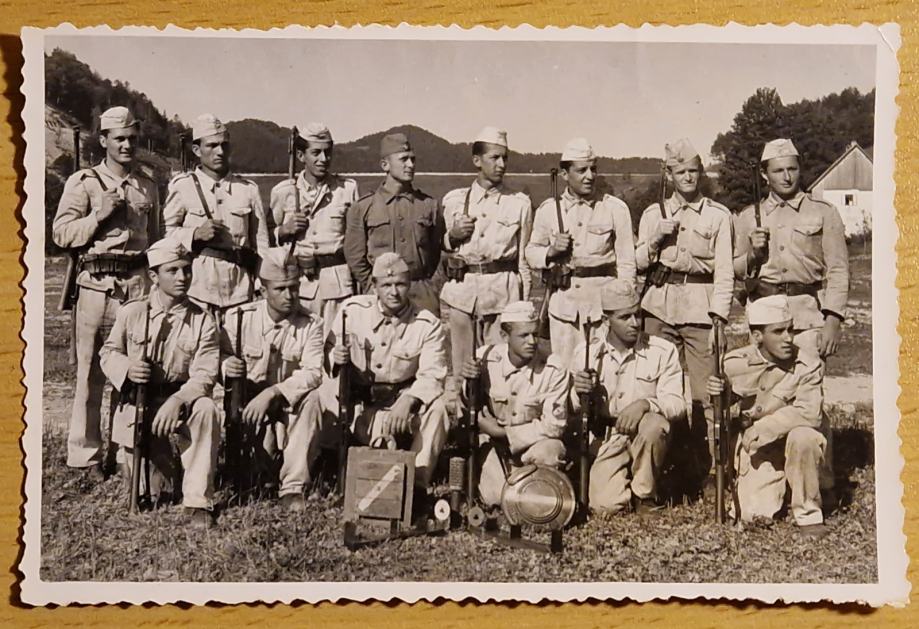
[
  {"left": 226, "top": 204, "right": 252, "bottom": 239},
  {"left": 490, "top": 393, "right": 510, "bottom": 424},
  {"left": 584, "top": 222, "right": 614, "bottom": 255},
  {"left": 185, "top": 204, "right": 208, "bottom": 226},
  {"left": 495, "top": 215, "right": 521, "bottom": 242},
  {"left": 366, "top": 214, "right": 392, "bottom": 250},
  {"left": 243, "top": 344, "right": 264, "bottom": 373},
  {"left": 390, "top": 347, "right": 421, "bottom": 380},
  {"left": 169, "top": 338, "right": 197, "bottom": 377},
  {"left": 414, "top": 215, "right": 434, "bottom": 246},
  {"left": 523, "top": 400, "right": 542, "bottom": 422},
  {"left": 634, "top": 367, "right": 658, "bottom": 399},
  {"left": 688, "top": 223, "right": 715, "bottom": 259},
  {"left": 792, "top": 221, "right": 823, "bottom": 258}
]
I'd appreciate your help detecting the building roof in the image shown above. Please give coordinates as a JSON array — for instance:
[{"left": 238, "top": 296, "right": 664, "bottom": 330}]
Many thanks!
[{"left": 809, "top": 141, "right": 873, "bottom": 192}]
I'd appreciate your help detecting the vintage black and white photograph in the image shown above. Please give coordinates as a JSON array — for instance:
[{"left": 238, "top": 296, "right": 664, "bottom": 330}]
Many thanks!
[{"left": 18, "top": 24, "right": 905, "bottom": 606}]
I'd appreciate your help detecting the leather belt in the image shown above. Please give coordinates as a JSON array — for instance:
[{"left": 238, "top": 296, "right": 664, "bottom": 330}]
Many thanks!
[
  {"left": 665, "top": 271, "right": 714, "bottom": 285},
  {"left": 354, "top": 379, "right": 416, "bottom": 407},
  {"left": 198, "top": 246, "right": 260, "bottom": 272},
  {"left": 300, "top": 251, "right": 347, "bottom": 272},
  {"left": 752, "top": 281, "right": 820, "bottom": 299},
  {"left": 465, "top": 259, "right": 518, "bottom": 275},
  {"left": 81, "top": 252, "right": 145, "bottom": 276},
  {"left": 570, "top": 263, "right": 617, "bottom": 278}
]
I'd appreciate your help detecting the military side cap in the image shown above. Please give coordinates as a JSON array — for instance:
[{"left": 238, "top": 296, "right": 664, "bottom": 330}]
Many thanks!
[
  {"left": 258, "top": 248, "right": 299, "bottom": 282},
  {"left": 146, "top": 237, "right": 190, "bottom": 268},
  {"left": 302, "top": 122, "right": 333, "bottom": 146},
  {"left": 664, "top": 138, "right": 700, "bottom": 167},
  {"left": 192, "top": 113, "right": 227, "bottom": 141},
  {"left": 380, "top": 133, "right": 412, "bottom": 158},
  {"left": 475, "top": 126, "right": 508, "bottom": 148},
  {"left": 601, "top": 278, "right": 639, "bottom": 312},
  {"left": 500, "top": 300, "right": 538, "bottom": 324},
  {"left": 747, "top": 295, "right": 793, "bottom": 326},
  {"left": 371, "top": 252, "right": 411, "bottom": 278},
  {"left": 561, "top": 137, "right": 596, "bottom": 162},
  {"left": 761, "top": 138, "right": 799, "bottom": 162},
  {"left": 99, "top": 106, "right": 138, "bottom": 131}
]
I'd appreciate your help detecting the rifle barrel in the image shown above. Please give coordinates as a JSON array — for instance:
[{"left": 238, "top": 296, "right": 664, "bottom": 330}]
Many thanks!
[{"left": 129, "top": 303, "right": 151, "bottom": 513}]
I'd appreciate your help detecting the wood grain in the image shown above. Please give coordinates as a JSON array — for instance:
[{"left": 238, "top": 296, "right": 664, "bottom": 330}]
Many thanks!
[{"left": 0, "top": 1, "right": 916, "bottom": 625}]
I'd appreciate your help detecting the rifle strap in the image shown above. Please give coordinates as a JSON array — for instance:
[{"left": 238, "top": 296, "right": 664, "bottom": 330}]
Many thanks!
[
  {"left": 463, "top": 187, "right": 471, "bottom": 216},
  {"left": 190, "top": 173, "right": 215, "bottom": 221},
  {"left": 89, "top": 168, "right": 110, "bottom": 192}
]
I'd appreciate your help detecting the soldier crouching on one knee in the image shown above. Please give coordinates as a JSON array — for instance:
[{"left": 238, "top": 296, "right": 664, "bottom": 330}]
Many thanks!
[
  {"left": 458, "top": 301, "right": 570, "bottom": 507},
  {"left": 99, "top": 237, "right": 221, "bottom": 529},
  {"left": 571, "top": 279, "right": 685, "bottom": 515},
  {"left": 706, "top": 295, "right": 829, "bottom": 538},
  {"left": 299, "top": 252, "right": 449, "bottom": 509},
  {"left": 220, "top": 249, "right": 325, "bottom": 512}
]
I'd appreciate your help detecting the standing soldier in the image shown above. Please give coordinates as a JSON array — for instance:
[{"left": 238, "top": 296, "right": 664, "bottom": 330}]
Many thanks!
[
  {"left": 459, "top": 301, "right": 569, "bottom": 507},
  {"left": 301, "top": 253, "right": 449, "bottom": 506},
  {"left": 269, "top": 123, "right": 359, "bottom": 337},
  {"left": 734, "top": 138, "right": 849, "bottom": 358},
  {"left": 706, "top": 295, "right": 829, "bottom": 538},
  {"left": 52, "top": 106, "right": 159, "bottom": 478},
  {"left": 441, "top": 126, "right": 533, "bottom": 380},
  {"left": 634, "top": 138, "right": 734, "bottom": 495},
  {"left": 99, "top": 238, "right": 221, "bottom": 528},
  {"left": 571, "top": 280, "right": 685, "bottom": 514},
  {"left": 221, "top": 250, "right": 325, "bottom": 512},
  {"left": 344, "top": 133, "right": 444, "bottom": 314},
  {"left": 526, "top": 137, "right": 636, "bottom": 369},
  {"left": 163, "top": 113, "right": 270, "bottom": 317}
]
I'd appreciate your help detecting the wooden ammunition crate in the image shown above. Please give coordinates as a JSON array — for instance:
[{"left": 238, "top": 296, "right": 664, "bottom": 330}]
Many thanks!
[{"left": 343, "top": 446, "right": 415, "bottom": 530}]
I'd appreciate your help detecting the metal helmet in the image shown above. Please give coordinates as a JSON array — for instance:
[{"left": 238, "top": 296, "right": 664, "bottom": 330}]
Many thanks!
[{"left": 500, "top": 464, "right": 577, "bottom": 530}]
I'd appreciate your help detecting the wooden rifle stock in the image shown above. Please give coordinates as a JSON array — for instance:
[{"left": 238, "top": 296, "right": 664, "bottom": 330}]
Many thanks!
[
  {"left": 537, "top": 168, "right": 566, "bottom": 339},
  {"left": 578, "top": 320, "right": 593, "bottom": 508},
  {"left": 745, "top": 161, "right": 765, "bottom": 296},
  {"left": 338, "top": 308, "right": 352, "bottom": 496},
  {"left": 129, "top": 303, "right": 151, "bottom": 513},
  {"left": 465, "top": 313, "right": 480, "bottom": 505},
  {"left": 58, "top": 127, "right": 82, "bottom": 313},
  {"left": 288, "top": 127, "right": 303, "bottom": 257},
  {"left": 227, "top": 310, "right": 249, "bottom": 498},
  {"left": 711, "top": 318, "right": 737, "bottom": 523}
]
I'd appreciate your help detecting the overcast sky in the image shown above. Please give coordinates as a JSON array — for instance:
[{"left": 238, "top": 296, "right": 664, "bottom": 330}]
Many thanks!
[{"left": 46, "top": 35, "right": 876, "bottom": 159}]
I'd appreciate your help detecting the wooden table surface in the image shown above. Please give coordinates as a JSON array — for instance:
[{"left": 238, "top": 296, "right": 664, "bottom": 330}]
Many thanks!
[{"left": 0, "top": 1, "right": 916, "bottom": 625}]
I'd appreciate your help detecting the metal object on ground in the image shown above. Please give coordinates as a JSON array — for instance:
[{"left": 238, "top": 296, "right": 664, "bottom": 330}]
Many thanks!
[{"left": 500, "top": 464, "right": 577, "bottom": 530}]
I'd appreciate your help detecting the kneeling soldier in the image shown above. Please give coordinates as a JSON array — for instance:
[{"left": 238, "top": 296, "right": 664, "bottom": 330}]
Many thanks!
[
  {"left": 707, "top": 295, "right": 828, "bottom": 537},
  {"left": 100, "top": 237, "right": 221, "bottom": 528},
  {"left": 459, "top": 301, "right": 570, "bottom": 507},
  {"left": 571, "top": 280, "right": 685, "bottom": 514},
  {"left": 302, "top": 252, "right": 449, "bottom": 502},
  {"left": 221, "top": 249, "right": 324, "bottom": 512}
]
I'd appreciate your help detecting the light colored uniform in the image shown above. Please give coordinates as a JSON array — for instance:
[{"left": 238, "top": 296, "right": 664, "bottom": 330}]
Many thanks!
[
  {"left": 301, "top": 294, "right": 449, "bottom": 488},
  {"left": 526, "top": 189, "right": 636, "bottom": 369},
  {"left": 269, "top": 173, "right": 359, "bottom": 336},
  {"left": 441, "top": 180, "right": 533, "bottom": 375},
  {"left": 733, "top": 191, "right": 849, "bottom": 354},
  {"left": 163, "top": 167, "right": 271, "bottom": 310},
  {"left": 99, "top": 291, "right": 220, "bottom": 509},
  {"left": 572, "top": 334, "right": 684, "bottom": 512},
  {"left": 470, "top": 343, "right": 570, "bottom": 506},
  {"left": 344, "top": 185, "right": 444, "bottom": 314},
  {"left": 221, "top": 300, "right": 324, "bottom": 497},
  {"left": 52, "top": 161, "right": 159, "bottom": 468},
  {"left": 722, "top": 344, "right": 827, "bottom": 526}
]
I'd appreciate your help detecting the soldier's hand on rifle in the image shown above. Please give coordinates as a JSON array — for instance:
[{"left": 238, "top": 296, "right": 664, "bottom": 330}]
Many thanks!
[
  {"left": 193, "top": 219, "right": 224, "bottom": 243},
  {"left": 547, "top": 232, "right": 573, "bottom": 259},
  {"left": 331, "top": 343, "right": 350, "bottom": 366},
  {"left": 650, "top": 218, "right": 679, "bottom": 248},
  {"left": 127, "top": 359, "right": 152, "bottom": 384},
  {"left": 280, "top": 213, "right": 309, "bottom": 240},
  {"left": 96, "top": 189, "right": 125, "bottom": 223},
  {"left": 449, "top": 214, "right": 477, "bottom": 244},
  {"left": 242, "top": 388, "right": 277, "bottom": 425},
  {"left": 151, "top": 396, "right": 186, "bottom": 437},
  {"left": 749, "top": 227, "right": 770, "bottom": 262},
  {"left": 572, "top": 369, "right": 597, "bottom": 395},
  {"left": 706, "top": 375, "right": 725, "bottom": 397},
  {"left": 460, "top": 357, "right": 481, "bottom": 381},
  {"left": 478, "top": 414, "right": 507, "bottom": 440},
  {"left": 224, "top": 356, "right": 246, "bottom": 379},
  {"left": 615, "top": 399, "right": 649, "bottom": 438}
]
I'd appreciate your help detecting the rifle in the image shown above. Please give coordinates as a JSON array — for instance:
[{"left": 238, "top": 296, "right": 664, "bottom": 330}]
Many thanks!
[
  {"left": 744, "top": 161, "right": 765, "bottom": 298},
  {"left": 578, "top": 319, "right": 593, "bottom": 508},
  {"left": 640, "top": 165, "right": 671, "bottom": 303},
  {"left": 711, "top": 317, "right": 739, "bottom": 523},
  {"left": 226, "top": 309, "right": 250, "bottom": 501},
  {"left": 179, "top": 132, "right": 189, "bottom": 173},
  {"left": 58, "top": 127, "right": 82, "bottom": 315},
  {"left": 537, "top": 168, "right": 571, "bottom": 339},
  {"left": 337, "top": 308, "right": 352, "bottom": 496},
  {"left": 466, "top": 313, "right": 481, "bottom": 510},
  {"left": 287, "top": 126, "right": 303, "bottom": 257},
  {"left": 129, "top": 302, "right": 152, "bottom": 513}
]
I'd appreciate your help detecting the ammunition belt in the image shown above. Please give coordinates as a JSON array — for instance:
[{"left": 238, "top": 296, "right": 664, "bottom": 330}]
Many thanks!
[
  {"left": 80, "top": 252, "right": 145, "bottom": 276},
  {"left": 465, "top": 259, "right": 518, "bottom": 275},
  {"left": 664, "top": 270, "right": 714, "bottom": 285},
  {"left": 198, "top": 246, "right": 260, "bottom": 272},
  {"left": 570, "top": 263, "right": 617, "bottom": 278},
  {"left": 750, "top": 281, "right": 820, "bottom": 300},
  {"left": 354, "top": 379, "right": 416, "bottom": 407}
]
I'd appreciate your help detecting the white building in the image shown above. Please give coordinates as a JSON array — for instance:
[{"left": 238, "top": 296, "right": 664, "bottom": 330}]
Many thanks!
[{"left": 809, "top": 141, "right": 873, "bottom": 237}]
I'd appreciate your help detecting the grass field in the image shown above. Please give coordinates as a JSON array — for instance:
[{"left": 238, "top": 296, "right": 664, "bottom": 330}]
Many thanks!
[{"left": 38, "top": 244, "right": 877, "bottom": 584}]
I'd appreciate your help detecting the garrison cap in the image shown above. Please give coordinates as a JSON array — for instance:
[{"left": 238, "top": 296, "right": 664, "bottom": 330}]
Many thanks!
[
  {"left": 258, "top": 248, "right": 299, "bottom": 282},
  {"left": 380, "top": 133, "right": 412, "bottom": 158},
  {"left": 664, "top": 138, "right": 700, "bottom": 168},
  {"left": 302, "top": 122, "right": 333, "bottom": 146},
  {"left": 761, "top": 138, "right": 799, "bottom": 162},
  {"left": 601, "top": 279, "right": 640, "bottom": 312},
  {"left": 475, "top": 126, "right": 508, "bottom": 148},
  {"left": 99, "top": 106, "right": 138, "bottom": 131},
  {"left": 192, "top": 113, "right": 227, "bottom": 141},
  {"left": 746, "top": 295, "right": 793, "bottom": 327},
  {"left": 561, "top": 137, "right": 596, "bottom": 162},
  {"left": 371, "top": 252, "right": 411, "bottom": 278},
  {"left": 146, "top": 237, "right": 190, "bottom": 269},
  {"left": 500, "top": 301, "right": 538, "bottom": 324}
]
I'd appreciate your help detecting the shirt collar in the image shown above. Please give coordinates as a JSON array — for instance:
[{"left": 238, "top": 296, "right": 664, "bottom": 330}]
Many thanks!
[
  {"left": 298, "top": 171, "right": 333, "bottom": 194},
  {"left": 668, "top": 193, "right": 706, "bottom": 215},
  {"left": 370, "top": 298, "right": 414, "bottom": 331},
  {"left": 497, "top": 344, "right": 535, "bottom": 379},
  {"left": 195, "top": 167, "right": 232, "bottom": 193},
  {"left": 148, "top": 290, "right": 188, "bottom": 320},
  {"left": 378, "top": 180, "right": 415, "bottom": 204},
  {"left": 258, "top": 300, "right": 292, "bottom": 334},
  {"left": 562, "top": 187, "right": 596, "bottom": 209},
  {"left": 95, "top": 160, "right": 134, "bottom": 190},
  {"left": 470, "top": 179, "right": 503, "bottom": 205},
  {"left": 746, "top": 345, "right": 797, "bottom": 373},
  {"left": 764, "top": 190, "right": 805, "bottom": 214}
]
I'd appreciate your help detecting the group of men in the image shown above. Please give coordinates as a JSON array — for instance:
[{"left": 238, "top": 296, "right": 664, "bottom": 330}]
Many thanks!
[{"left": 52, "top": 105, "right": 849, "bottom": 536}]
